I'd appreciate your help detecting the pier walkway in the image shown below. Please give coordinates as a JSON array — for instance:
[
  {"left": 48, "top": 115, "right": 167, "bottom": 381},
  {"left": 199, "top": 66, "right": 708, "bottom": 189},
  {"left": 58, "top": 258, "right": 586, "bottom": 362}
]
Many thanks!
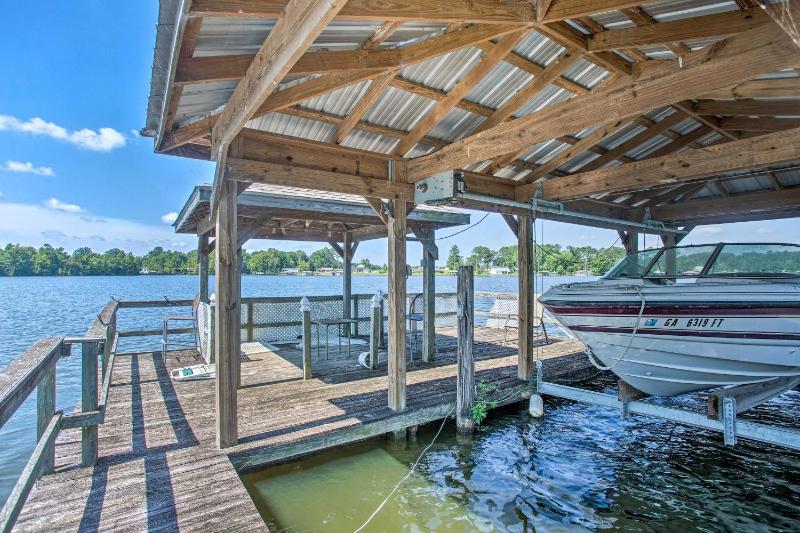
[{"left": 14, "top": 328, "right": 589, "bottom": 532}]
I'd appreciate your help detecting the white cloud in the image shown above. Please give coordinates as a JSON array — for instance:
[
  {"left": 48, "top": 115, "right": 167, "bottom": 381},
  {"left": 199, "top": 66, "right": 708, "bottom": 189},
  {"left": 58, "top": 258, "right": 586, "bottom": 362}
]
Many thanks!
[
  {"left": 694, "top": 226, "right": 723, "bottom": 236},
  {"left": 0, "top": 192, "right": 4, "bottom": 199},
  {"left": 0, "top": 115, "right": 126, "bottom": 152},
  {"left": 0, "top": 202, "right": 192, "bottom": 254},
  {"left": 1, "top": 160, "right": 54, "bottom": 176},
  {"left": 44, "top": 197, "right": 82, "bottom": 213},
  {"left": 161, "top": 211, "right": 179, "bottom": 224}
]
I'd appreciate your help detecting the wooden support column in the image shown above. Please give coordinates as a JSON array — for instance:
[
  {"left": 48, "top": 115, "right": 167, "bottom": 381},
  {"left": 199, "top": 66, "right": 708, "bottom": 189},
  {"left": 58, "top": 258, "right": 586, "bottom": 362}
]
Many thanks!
[
  {"left": 342, "top": 232, "right": 353, "bottom": 335},
  {"left": 661, "top": 234, "right": 677, "bottom": 277},
  {"left": 81, "top": 341, "right": 99, "bottom": 467},
  {"left": 421, "top": 230, "right": 436, "bottom": 363},
  {"left": 387, "top": 198, "right": 407, "bottom": 411},
  {"left": 456, "top": 265, "right": 475, "bottom": 434},
  {"left": 619, "top": 231, "right": 639, "bottom": 254},
  {"left": 37, "top": 366, "right": 56, "bottom": 475},
  {"left": 215, "top": 179, "right": 239, "bottom": 448},
  {"left": 370, "top": 293, "right": 381, "bottom": 370},
  {"left": 198, "top": 234, "right": 210, "bottom": 302},
  {"left": 517, "top": 214, "right": 535, "bottom": 381},
  {"left": 301, "top": 297, "right": 312, "bottom": 380}
]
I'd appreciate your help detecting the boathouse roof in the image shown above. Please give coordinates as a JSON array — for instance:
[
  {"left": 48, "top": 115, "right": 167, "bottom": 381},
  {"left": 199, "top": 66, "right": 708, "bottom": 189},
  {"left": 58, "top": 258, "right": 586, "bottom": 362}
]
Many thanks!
[
  {"left": 173, "top": 183, "right": 470, "bottom": 242},
  {"left": 144, "top": 0, "right": 800, "bottom": 232}
]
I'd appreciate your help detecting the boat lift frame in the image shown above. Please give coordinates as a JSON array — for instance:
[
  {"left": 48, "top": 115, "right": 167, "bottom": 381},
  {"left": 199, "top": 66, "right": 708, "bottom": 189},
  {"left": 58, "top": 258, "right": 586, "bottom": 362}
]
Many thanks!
[{"left": 533, "top": 361, "right": 800, "bottom": 451}]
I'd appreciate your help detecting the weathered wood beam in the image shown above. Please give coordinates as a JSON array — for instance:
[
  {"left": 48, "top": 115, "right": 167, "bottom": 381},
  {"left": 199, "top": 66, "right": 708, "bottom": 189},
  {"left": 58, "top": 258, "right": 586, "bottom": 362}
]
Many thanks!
[
  {"left": 227, "top": 158, "right": 412, "bottom": 198},
  {"left": 176, "top": 49, "right": 400, "bottom": 84},
  {"left": 673, "top": 100, "right": 739, "bottom": 141},
  {"left": 473, "top": 48, "right": 581, "bottom": 135},
  {"left": 364, "top": 197, "right": 389, "bottom": 225},
  {"left": 517, "top": 119, "right": 628, "bottom": 183},
  {"left": 577, "top": 111, "right": 687, "bottom": 172},
  {"left": 394, "top": 30, "right": 528, "bottom": 157},
  {"left": 619, "top": 6, "right": 688, "bottom": 58},
  {"left": 387, "top": 197, "right": 407, "bottom": 411},
  {"left": 536, "top": 21, "right": 633, "bottom": 76},
  {"left": 336, "top": 71, "right": 396, "bottom": 144},
  {"left": 517, "top": 214, "right": 534, "bottom": 380},
  {"left": 537, "top": 128, "right": 800, "bottom": 201},
  {"left": 190, "top": 0, "right": 538, "bottom": 23},
  {"left": 211, "top": 0, "right": 348, "bottom": 157},
  {"left": 646, "top": 187, "right": 800, "bottom": 224},
  {"left": 701, "top": 77, "right": 800, "bottom": 100},
  {"left": 407, "top": 22, "right": 799, "bottom": 181},
  {"left": 588, "top": 8, "right": 769, "bottom": 52},
  {"left": 502, "top": 213, "right": 518, "bottom": 236},
  {"left": 717, "top": 117, "right": 800, "bottom": 132},
  {"left": 693, "top": 99, "right": 800, "bottom": 117}
]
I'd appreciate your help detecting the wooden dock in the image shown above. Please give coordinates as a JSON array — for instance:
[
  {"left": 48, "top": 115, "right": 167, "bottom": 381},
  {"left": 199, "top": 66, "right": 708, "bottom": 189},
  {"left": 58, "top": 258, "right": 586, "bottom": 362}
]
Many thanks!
[{"left": 14, "top": 328, "right": 590, "bottom": 531}]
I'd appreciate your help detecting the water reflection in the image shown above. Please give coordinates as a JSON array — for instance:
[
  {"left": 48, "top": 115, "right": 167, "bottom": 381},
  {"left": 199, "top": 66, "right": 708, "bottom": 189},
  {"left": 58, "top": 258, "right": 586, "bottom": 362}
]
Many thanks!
[{"left": 243, "top": 387, "right": 800, "bottom": 532}]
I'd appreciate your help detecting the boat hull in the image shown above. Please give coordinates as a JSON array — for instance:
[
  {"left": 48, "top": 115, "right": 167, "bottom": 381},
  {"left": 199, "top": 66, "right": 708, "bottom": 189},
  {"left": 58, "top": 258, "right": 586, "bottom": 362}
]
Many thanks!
[{"left": 540, "top": 280, "right": 800, "bottom": 396}]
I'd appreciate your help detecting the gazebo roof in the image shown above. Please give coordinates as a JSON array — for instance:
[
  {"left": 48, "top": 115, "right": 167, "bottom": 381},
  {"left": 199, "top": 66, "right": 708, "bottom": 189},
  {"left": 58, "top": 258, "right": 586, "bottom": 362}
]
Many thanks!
[{"left": 174, "top": 183, "right": 470, "bottom": 242}]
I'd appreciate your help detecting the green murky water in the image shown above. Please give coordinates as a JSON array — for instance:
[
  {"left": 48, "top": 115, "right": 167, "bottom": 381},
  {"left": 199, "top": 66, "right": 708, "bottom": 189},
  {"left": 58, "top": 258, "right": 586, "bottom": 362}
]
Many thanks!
[{"left": 242, "top": 385, "right": 800, "bottom": 532}]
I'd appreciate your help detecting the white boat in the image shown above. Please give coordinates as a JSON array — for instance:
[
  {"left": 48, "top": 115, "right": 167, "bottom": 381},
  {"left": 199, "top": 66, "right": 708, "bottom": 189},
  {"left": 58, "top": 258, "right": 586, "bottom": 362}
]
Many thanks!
[
  {"left": 170, "top": 364, "right": 216, "bottom": 381},
  {"left": 539, "top": 243, "right": 800, "bottom": 396}
]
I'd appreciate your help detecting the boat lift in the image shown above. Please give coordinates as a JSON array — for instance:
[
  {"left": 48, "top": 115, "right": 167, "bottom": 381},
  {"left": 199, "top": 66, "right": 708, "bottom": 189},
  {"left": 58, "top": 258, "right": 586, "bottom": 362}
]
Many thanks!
[{"left": 533, "top": 360, "right": 800, "bottom": 452}]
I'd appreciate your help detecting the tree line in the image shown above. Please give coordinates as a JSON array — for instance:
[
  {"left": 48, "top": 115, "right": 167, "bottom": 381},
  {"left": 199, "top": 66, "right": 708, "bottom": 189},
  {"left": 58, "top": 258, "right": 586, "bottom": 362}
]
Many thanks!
[
  {"left": 0, "top": 244, "right": 343, "bottom": 276},
  {"left": 0, "top": 242, "right": 627, "bottom": 277},
  {"left": 445, "top": 243, "right": 626, "bottom": 276}
]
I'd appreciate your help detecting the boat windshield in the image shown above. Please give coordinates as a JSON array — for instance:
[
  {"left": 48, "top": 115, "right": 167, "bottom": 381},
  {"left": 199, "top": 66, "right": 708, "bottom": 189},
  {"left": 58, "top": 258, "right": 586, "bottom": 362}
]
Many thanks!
[
  {"left": 604, "top": 249, "right": 660, "bottom": 278},
  {"left": 705, "top": 244, "right": 800, "bottom": 277},
  {"left": 604, "top": 243, "right": 800, "bottom": 279}
]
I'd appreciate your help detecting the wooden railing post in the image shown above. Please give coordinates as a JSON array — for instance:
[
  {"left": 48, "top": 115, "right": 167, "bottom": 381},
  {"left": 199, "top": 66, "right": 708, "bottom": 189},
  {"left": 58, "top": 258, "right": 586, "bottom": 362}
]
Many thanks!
[
  {"left": 301, "top": 297, "right": 312, "bottom": 380},
  {"left": 36, "top": 364, "right": 56, "bottom": 476},
  {"left": 352, "top": 294, "right": 359, "bottom": 337},
  {"left": 246, "top": 302, "right": 255, "bottom": 342},
  {"left": 456, "top": 266, "right": 475, "bottom": 435},
  {"left": 370, "top": 293, "right": 381, "bottom": 370},
  {"left": 378, "top": 290, "right": 385, "bottom": 348},
  {"left": 81, "top": 340, "right": 99, "bottom": 467}
]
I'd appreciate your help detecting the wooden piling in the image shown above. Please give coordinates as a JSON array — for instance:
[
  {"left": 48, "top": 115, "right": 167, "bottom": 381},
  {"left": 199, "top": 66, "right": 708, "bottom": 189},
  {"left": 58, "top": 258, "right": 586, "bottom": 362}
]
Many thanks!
[
  {"left": 456, "top": 266, "right": 475, "bottom": 434},
  {"left": 343, "top": 231, "right": 353, "bottom": 336},
  {"left": 199, "top": 234, "right": 210, "bottom": 303},
  {"left": 422, "top": 229, "right": 436, "bottom": 363},
  {"left": 387, "top": 198, "right": 407, "bottom": 411},
  {"left": 370, "top": 293, "right": 381, "bottom": 369},
  {"left": 517, "top": 214, "right": 535, "bottom": 381},
  {"left": 36, "top": 367, "right": 55, "bottom": 475},
  {"left": 215, "top": 179, "right": 239, "bottom": 449},
  {"left": 301, "top": 297, "right": 312, "bottom": 380},
  {"left": 81, "top": 341, "right": 98, "bottom": 467}
]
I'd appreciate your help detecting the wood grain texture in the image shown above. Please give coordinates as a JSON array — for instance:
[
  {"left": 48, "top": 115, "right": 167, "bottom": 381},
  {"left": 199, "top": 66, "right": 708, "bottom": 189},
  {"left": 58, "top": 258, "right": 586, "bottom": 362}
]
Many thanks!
[
  {"left": 387, "top": 198, "right": 407, "bottom": 411},
  {"left": 407, "top": 22, "right": 799, "bottom": 181},
  {"left": 456, "top": 266, "right": 475, "bottom": 433}
]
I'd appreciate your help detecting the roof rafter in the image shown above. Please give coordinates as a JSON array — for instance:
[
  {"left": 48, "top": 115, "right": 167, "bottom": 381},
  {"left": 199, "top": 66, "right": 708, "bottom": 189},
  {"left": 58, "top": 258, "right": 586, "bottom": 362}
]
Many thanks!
[{"left": 407, "top": 21, "right": 799, "bottom": 181}]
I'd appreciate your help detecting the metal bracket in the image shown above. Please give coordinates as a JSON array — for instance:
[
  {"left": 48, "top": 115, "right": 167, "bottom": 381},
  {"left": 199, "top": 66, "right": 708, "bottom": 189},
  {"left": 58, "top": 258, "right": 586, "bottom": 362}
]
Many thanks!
[{"left": 722, "top": 396, "right": 737, "bottom": 446}]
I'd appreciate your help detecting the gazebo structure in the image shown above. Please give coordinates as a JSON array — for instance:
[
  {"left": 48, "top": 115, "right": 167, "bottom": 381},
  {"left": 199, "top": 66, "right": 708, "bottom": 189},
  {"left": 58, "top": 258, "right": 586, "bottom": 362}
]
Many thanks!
[
  {"left": 171, "top": 181, "right": 469, "bottom": 355},
  {"left": 144, "top": 0, "right": 800, "bottom": 448}
]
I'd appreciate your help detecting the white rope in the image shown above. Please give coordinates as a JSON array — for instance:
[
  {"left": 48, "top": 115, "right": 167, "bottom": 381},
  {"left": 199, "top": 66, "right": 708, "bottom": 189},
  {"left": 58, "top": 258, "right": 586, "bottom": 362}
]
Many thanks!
[
  {"left": 352, "top": 406, "right": 454, "bottom": 533},
  {"left": 586, "top": 286, "right": 646, "bottom": 372}
]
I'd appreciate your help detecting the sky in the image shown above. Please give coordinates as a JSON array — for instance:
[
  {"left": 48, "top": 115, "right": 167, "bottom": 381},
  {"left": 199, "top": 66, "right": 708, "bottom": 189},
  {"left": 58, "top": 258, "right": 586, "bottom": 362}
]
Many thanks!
[{"left": 0, "top": 2, "right": 797, "bottom": 267}]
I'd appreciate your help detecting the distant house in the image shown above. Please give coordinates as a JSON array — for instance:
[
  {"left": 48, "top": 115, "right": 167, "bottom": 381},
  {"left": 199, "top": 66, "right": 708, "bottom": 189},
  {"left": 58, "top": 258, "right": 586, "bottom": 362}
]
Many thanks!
[
  {"left": 139, "top": 267, "right": 150, "bottom": 275},
  {"left": 489, "top": 267, "right": 511, "bottom": 275},
  {"left": 354, "top": 264, "right": 369, "bottom": 273},
  {"left": 280, "top": 267, "right": 299, "bottom": 275}
]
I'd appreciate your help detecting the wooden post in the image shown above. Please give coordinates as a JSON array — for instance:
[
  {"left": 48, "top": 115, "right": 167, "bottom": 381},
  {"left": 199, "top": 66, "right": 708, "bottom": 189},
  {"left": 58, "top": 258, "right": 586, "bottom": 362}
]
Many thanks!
[
  {"left": 379, "top": 292, "right": 385, "bottom": 348},
  {"left": 387, "top": 198, "right": 407, "bottom": 411},
  {"left": 81, "top": 341, "right": 99, "bottom": 467},
  {"left": 370, "top": 293, "right": 381, "bottom": 370},
  {"left": 517, "top": 214, "right": 535, "bottom": 381},
  {"left": 353, "top": 294, "right": 359, "bottom": 336},
  {"left": 342, "top": 232, "right": 353, "bottom": 336},
  {"left": 236, "top": 248, "right": 243, "bottom": 390},
  {"left": 199, "top": 234, "right": 210, "bottom": 303},
  {"left": 619, "top": 231, "right": 639, "bottom": 255},
  {"left": 422, "top": 229, "right": 436, "bottom": 363},
  {"left": 246, "top": 302, "right": 255, "bottom": 342},
  {"left": 661, "top": 234, "right": 677, "bottom": 277},
  {"left": 456, "top": 266, "right": 475, "bottom": 434},
  {"left": 37, "top": 366, "right": 56, "bottom": 475},
  {"left": 301, "top": 297, "right": 312, "bottom": 380},
  {"left": 215, "top": 179, "right": 239, "bottom": 449}
]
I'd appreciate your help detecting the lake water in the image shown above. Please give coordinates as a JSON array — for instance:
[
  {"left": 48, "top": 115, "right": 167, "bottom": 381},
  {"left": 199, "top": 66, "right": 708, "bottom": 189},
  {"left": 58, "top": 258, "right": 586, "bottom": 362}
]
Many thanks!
[
  {"left": 0, "top": 274, "right": 578, "bottom": 506},
  {"left": 4, "top": 275, "right": 800, "bottom": 532}
]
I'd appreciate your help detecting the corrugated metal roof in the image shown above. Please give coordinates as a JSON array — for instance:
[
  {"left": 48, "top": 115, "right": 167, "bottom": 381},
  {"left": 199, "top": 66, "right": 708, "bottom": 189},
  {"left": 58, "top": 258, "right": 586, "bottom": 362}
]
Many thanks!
[
  {"left": 361, "top": 86, "right": 435, "bottom": 132},
  {"left": 400, "top": 47, "right": 483, "bottom": 92},
  {"left": 466, "top": 62, "right": 531, "bottom": 109}
]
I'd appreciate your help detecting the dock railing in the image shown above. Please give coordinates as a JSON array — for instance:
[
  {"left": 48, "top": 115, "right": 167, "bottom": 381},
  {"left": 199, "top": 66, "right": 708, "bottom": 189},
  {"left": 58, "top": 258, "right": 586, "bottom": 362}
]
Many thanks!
[{"left": 0, "top": 299, "right": 119, "bottom": 532}]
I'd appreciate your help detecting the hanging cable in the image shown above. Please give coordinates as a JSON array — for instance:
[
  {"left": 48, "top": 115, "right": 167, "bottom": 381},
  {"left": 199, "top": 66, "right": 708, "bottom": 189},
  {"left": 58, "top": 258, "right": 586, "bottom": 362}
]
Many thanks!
[
  {"left": 353, "top": 406, "right": 454, "bottom": 533},
  {"left": 586, "top": 286, "right": 646, "bottom": 372},
  {"left": 435, "top": 212, "right": 490, "bottom": 240}
]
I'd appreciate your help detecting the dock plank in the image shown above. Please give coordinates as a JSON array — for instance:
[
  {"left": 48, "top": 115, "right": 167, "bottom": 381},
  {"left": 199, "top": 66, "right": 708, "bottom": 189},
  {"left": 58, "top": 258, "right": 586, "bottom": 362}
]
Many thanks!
[{"left": 15, "top": 327, "right": 589, "bottom": 531}]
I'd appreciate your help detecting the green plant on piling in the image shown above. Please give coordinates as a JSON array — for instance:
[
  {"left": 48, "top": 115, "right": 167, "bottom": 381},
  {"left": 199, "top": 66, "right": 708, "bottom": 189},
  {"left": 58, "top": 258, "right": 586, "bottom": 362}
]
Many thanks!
[{"left": 471, "top": 380, "right": 499, "bottom": 425}]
